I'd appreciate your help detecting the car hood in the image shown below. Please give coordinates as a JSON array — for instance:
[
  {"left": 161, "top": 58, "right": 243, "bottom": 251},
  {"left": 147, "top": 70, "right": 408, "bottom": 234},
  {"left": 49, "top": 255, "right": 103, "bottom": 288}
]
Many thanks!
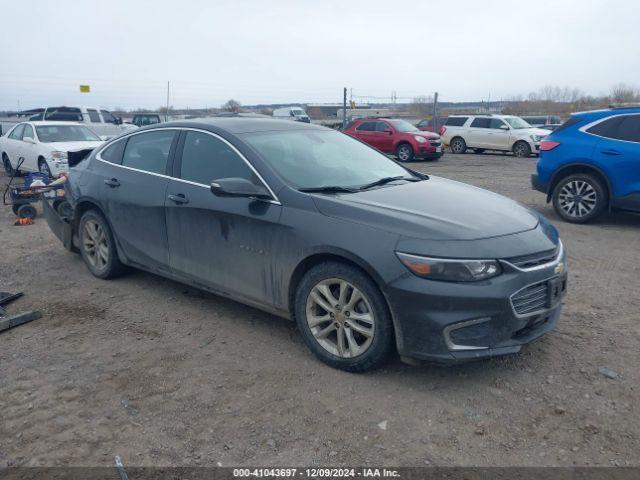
[
  {"left": 45, "top": 140, "right": 103, "bottom": 152},
  {"left": 311, "top": 176, "right": 539, "bottom": 241},
  {"left": 412, "top": 131, "right": 440, "bottom": 139},
  {"left": 516, "top": 127, "right": 550, "bottom": 137}
]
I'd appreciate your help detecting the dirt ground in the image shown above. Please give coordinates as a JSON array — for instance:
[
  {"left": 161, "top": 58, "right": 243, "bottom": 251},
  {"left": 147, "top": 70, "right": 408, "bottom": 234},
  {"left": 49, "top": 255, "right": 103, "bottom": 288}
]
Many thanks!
[{"left": 1, "top": 152, "right": 639, "bottom": 468}]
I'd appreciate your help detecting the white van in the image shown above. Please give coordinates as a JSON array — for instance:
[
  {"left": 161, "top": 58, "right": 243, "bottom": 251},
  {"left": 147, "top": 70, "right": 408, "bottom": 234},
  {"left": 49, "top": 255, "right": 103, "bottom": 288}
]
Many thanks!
[
  {"left": 29, "top": 106, "right": 137, "bottom": 139},
  {"left": 272, "top": 107, "right": 310, "bottom": 123}
]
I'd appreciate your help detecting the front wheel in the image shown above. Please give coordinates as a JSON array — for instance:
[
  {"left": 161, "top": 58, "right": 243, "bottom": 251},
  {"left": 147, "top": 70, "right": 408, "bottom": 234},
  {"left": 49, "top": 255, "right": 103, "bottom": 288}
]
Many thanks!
[
  {"left": 294, "top": 262, "right": 394, "bottom": 372},
  {"left": 450, "top": 137, "right": 467, "bottom": 154},
  {"left": 396, "top": 144, "right": 414, "bottom": 162},
  {"left": 552, "top": 173, "right": 607, "bottom": 223},
  {"left": 79, "top": 210, "right": 126, "bottom": 279},
  {"left": 512, "top": 141, "right": 531, "bottom": 158},
  {"left": 38, "top": 159, "right": 52, "bottom": 178}
]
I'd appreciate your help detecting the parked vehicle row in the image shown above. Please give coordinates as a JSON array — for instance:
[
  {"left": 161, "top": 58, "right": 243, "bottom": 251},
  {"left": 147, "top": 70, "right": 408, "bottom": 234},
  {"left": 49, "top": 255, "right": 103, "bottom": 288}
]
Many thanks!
[
  {"left": 28, "top": 106, "right": 137, "bottom": 138},
  {"left": 532, "top": 105, "right": 640, "bottom": 223},
  {"left": 43, "top": 118, "right": 566, "bottom": 372},
  {"left": 343, "top": 118, "right": 443, "bottom": 161},
  {"left": 441, "top": 114, "right": 551, "bottom": 157},
  {"left": 1, "top": 121, "right": 104, "bottom": 178}
]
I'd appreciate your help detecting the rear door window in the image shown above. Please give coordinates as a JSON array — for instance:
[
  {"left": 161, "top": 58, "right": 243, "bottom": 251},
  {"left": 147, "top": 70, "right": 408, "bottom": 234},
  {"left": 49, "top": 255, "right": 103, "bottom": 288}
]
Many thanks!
[
  {"left": 99, "top": 139, "right": 127, "bottom": 164},
  {"left": 445, "top": 117, "right": 468, "bottom": 127},
  {"left": 356, "top": 122, "right": 377, "bottom": 132},
  {"left": 587, "top": 116, "right": 624, "bottom": 138},
  {"left": 611, "top": 115, "right": 640, "bottom": 142},
  {"left": 122, "top": 130, "right": 176, "bottom": 174},
  {"left": 87, "top": 109, "right": 101, "bottom": 123},
  {"left": 470, "top": 118, "right": 491, "bottom": 128},
  {"left": 179, "top": 131, "right": 256, "bottom": 185}
]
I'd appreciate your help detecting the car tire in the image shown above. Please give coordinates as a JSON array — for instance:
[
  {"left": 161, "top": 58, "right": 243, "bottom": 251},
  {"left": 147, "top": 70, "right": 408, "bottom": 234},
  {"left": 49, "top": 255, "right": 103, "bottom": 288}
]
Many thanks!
[
  {"left": 512, "top": 141, "right": 531, "bottom": 158},
  {"left": 294, "top": 261, "right": 394, "bottom": 372},
  {"left": 552, "top": 173, "right": 607, "bottom": 223},
  {"left": 16, "top": 204, "right": 37, "bottom": 219},
  {"left": 78, "top": 210, "right": 126, "bottom": 279},
  {"left": 450, "top": 137, "right": 467, "bottom": 154},
  {"left": 38, "top": 158, "right": 52, "bottom": 178},
  {"left": 3, "top": 153, "right": 15, "bottom": 176},
  {"left": 396, "top": 143, "right": 414, "bottom": 162}
]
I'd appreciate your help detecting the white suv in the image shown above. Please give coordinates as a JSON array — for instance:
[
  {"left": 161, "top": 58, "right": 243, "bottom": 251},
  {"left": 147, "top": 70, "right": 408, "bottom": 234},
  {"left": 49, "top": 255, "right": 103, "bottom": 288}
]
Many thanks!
[{"left": 441, "top": 114, "right": 550, "bottom": 157}]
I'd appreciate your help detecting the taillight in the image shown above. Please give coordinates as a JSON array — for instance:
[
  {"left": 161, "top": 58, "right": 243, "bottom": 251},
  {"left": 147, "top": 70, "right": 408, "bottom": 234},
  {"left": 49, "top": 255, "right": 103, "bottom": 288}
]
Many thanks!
[
  {"left": 439, "top": 126, "right": 446, "bottom": 136},
  {"left": 540, "top": 140, "right": 560, "bottom": 151}
]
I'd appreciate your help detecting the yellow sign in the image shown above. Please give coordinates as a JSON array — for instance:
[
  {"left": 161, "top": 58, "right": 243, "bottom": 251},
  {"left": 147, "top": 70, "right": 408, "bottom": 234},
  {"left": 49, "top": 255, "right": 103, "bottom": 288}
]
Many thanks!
[{"left": 79, "top": 85, "right": 90, "bottom": 93}]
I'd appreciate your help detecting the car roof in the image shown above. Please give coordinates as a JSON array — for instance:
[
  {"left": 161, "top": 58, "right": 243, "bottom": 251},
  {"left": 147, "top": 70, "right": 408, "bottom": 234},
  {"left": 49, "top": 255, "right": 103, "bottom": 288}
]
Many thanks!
[
  {"left": 28, "top": 121, "right": 85, "bottom": 126},
  {"left": 153, "top": 117, "right": 325, "bottom": 134}
]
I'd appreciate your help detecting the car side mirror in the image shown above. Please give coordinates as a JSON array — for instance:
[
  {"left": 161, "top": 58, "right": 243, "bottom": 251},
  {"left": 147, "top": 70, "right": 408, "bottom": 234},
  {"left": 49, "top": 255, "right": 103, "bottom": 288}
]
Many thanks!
[
  {"left": 499, "top": 125, "right": 509, "bottom": 130},
  {"left": 23, "top": 136, "right": 36, "bottom": 144},
  {"left": 115, "top": 116, "right": 123, "bottom": 125},
  {"left": 210, "top": 178, "right": 272, "bottom": 200}
]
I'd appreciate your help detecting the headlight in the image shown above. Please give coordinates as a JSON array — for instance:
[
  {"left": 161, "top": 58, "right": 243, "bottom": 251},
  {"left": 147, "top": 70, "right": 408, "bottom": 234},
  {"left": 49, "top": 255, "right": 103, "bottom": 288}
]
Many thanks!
[
  {"left": 414, "top": 135, "right": 427, "bottom": 143},
  {"left": 396, "top": 252, "right": 502, "bottom": 282},
  {"left": 51, "top": 151, "right": 68, "bottom": 159},
  {"left": 530, "top": 135, "right": 544, "bottom": 142}
]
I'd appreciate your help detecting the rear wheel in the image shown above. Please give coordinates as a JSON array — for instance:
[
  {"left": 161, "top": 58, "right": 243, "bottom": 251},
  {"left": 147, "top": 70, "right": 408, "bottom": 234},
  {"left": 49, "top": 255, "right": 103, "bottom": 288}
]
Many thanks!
[
  {"left": 79, "top": 210, "right": 125, "bottom": 279},
  {"left": 396, "top": 143, "right": 414, "bottom": 162},
  {"left": 552, "top": 173, "right": 607, "bottom": 223},
  {"left": 450, "top": 137, "right": 467, "bottom": 154},
  {"left": 512, "top": 141, "right": 531, "bottom": 158},
  {"left": 294, "top": 262, "right": 394, "bottom": 372},
  {"left": 17, "top": 204, "right": 37, "bottom": 219},
  {"left": 3, "top": 153, "right": 14, "bottom": 176}
]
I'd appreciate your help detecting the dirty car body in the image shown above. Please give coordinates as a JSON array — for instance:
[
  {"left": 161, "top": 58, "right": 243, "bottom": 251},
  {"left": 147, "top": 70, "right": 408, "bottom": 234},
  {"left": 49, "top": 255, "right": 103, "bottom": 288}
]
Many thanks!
[{"left": 44, "top": 118, "right": 567, "bottom": 369}]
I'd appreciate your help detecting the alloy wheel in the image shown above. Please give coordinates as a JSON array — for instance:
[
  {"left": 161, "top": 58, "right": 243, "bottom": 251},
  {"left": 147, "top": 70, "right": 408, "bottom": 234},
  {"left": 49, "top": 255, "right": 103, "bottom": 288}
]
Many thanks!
[
  {"left": 513, "top": 143, "right": 529, "bottom": 157},
  {"left": 558, "top": 180, "right": 597, "bottom": 218},
  {"left": 82, "top": 219, "right": 109, "bottom": 270},
  {"left": 397, "top": 146, "right": 411, "bottom": 162},
  {"left": 305, "top": 278, "right": 375, "bottom": 358},
  {"left": 451, "top": 139, "right": 465, "bottom": 154}
]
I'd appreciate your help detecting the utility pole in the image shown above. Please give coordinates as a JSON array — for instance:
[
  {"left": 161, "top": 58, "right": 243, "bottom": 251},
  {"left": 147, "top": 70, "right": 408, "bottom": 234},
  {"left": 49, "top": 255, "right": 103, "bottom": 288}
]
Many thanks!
[
  {"left": 166, "top": 81, "right": 170, "bottom": 121},
  {"left": 432, "top": 92, "right": 439, "bottom": 133},
  {"left": 342, "top": 87, "right": 347, "bottom": 129}
]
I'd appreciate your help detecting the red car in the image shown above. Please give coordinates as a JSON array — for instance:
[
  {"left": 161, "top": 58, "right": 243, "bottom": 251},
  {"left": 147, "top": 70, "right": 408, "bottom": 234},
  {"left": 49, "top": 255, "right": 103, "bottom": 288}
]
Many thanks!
[{"left": 343, "top": 118, "right": 443, "bottom": 161}]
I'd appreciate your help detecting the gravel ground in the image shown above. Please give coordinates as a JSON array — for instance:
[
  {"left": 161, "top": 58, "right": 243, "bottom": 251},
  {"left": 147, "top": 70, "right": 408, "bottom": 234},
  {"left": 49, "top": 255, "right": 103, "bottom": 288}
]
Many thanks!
[{"left": 0, "top": 152, "right": 639, "bottom": 468}]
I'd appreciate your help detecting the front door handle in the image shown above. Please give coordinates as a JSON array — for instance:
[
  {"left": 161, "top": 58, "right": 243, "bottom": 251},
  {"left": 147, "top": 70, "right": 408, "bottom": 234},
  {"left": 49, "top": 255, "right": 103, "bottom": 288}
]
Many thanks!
[
  {"left": 168, "top": 193, "right": 189, "bottom": 205},
  {"left": 601, "top": 149, "right": 621, "bottom": 156},
  {"left": 104, "top": 178, "right": 120, "bottom": 187}
]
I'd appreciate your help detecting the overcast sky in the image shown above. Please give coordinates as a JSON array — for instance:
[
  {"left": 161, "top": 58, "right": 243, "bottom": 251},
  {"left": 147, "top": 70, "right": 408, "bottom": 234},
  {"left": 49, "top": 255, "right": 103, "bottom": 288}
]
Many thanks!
[{"left": 1, "top": 0, "right": 638, "bottom": 111}]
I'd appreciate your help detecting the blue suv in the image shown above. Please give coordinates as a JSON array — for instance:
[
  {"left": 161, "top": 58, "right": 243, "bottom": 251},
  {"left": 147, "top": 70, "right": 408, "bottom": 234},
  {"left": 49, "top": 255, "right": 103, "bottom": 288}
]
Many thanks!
[{"left": 531, "top": 106, "right": 640, "bottom": 223}]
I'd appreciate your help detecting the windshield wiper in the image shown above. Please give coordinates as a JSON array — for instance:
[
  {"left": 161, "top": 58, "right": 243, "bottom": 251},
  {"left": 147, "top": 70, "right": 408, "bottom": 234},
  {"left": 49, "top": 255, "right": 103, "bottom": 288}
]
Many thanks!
[
  {"left": 298, "top": 185, "right": 359, "bottom": 193},
  {"left": 357, "top": 175, "right": 421, "bottom": 190}
]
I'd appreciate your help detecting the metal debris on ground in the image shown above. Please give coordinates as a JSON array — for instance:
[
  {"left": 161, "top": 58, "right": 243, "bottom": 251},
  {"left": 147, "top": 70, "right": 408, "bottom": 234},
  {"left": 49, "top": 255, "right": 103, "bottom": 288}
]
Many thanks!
[
  {"left": 0, "top": 291, "right": 41, "bottom": 334},
  {"left": 114, "top": 455, "right": 129, "bottom": 480}
]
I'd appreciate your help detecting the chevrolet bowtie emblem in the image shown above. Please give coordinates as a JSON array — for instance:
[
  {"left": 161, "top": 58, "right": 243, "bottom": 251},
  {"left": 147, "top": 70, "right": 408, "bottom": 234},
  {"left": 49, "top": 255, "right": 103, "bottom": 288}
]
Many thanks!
[{"left": 554, "top": 263, "right": 565, "bottom": 275}]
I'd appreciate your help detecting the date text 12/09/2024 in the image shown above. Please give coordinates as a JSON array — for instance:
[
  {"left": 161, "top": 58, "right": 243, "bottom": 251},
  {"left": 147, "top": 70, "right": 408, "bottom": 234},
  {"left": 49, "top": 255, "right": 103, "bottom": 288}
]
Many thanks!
[{"left": 233, "top": 468, "right": 400, "bottom": 478}]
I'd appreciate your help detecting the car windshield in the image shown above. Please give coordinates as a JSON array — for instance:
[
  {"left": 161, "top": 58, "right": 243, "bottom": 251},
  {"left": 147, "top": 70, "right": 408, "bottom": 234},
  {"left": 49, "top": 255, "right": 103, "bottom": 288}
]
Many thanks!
[
  {"left": 292, "top": 109, "right": 306, "bottom": 116},
  {"left": 388, "top": 120, "right": 419, "bottom": 132},
  {"left": 243, "top": 130, "right": 416, "bottom": 189},
  {"left": 36, "top": 125, "right": 101, "bottom": 142},
  {"left": 504, "top": 117, "right": 532, "bottom": 129}
]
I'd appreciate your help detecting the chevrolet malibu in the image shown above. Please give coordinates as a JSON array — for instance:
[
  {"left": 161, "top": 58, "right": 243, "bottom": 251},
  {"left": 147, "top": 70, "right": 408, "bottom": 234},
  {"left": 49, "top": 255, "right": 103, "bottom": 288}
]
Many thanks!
[{"left": 44, "top": 118, "right": 567, "bottom": 372}]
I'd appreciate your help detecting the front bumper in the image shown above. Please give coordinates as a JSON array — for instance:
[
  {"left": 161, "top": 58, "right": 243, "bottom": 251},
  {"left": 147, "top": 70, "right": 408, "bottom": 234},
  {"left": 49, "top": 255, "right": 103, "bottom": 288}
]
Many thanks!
[
  {"left": 386, "top": 252, "right": 567, "bottom": 364},
  {"left": 416, "top": 140, "right": 444, "bottom": 159}
]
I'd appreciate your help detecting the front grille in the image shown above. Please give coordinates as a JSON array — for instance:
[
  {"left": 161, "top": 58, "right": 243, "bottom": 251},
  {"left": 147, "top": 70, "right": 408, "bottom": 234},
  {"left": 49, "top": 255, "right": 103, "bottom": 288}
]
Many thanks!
[
  {"left": 506, "top": 248, "right": 558, "bottom": 269},
  {"left": 511, "top": 281, "right": 548, "bottom": 315},
  {"left": 429, "top": 141, "right": 442, "bottom": 146}
]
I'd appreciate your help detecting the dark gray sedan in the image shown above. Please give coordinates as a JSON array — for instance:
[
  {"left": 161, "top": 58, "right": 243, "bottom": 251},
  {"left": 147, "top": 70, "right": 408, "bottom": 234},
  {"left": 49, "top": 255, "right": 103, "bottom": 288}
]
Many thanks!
[{"left": 44, "top": 118, "right": 567, "bottom": 371}]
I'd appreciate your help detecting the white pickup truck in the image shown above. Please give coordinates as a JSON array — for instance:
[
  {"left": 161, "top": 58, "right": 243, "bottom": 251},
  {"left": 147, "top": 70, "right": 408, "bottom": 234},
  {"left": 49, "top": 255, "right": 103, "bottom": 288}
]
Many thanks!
[{"left": 2, "top": 106, "right": 137, "bottom": 139}]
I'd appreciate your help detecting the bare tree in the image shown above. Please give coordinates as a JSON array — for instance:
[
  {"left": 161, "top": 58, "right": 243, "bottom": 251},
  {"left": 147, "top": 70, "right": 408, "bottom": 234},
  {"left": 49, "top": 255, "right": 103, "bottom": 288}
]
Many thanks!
[
  {"left": 222, "top": 99, "right": 242, "bottom": 112},
  {"left": 610, "top": 83, "right": 639, "bottom": 104}
]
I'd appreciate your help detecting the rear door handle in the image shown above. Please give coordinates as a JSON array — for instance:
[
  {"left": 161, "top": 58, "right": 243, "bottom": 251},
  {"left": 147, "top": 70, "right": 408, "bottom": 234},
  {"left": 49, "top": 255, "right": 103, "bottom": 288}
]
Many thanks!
[
  {"left": 167, "top": 193, "right": 189, "bottom": 204},
  {"left": 601, "top": 149, "right": 621, "bottom": 156},
  {"left": 104, "top": 178, "right": 120, "bottom": 187}
]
